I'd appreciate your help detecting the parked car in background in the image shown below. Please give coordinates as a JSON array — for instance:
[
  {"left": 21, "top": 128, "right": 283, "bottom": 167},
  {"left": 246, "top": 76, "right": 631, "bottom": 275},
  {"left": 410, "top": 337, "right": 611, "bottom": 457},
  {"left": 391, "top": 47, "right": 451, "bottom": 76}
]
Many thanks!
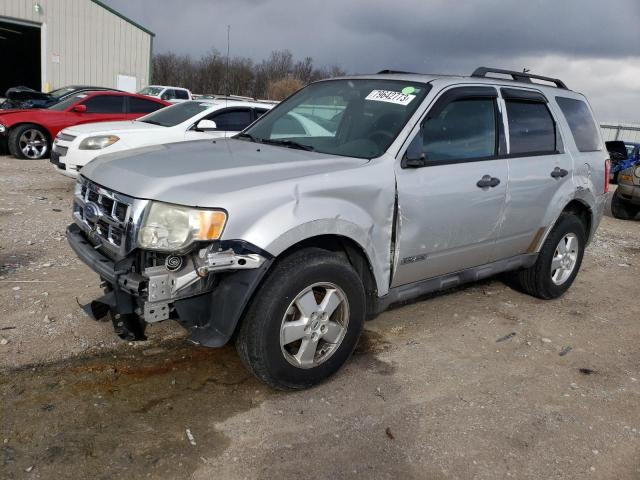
[
  {"left": 67, "top": 67, "right": 607, "bottom": 389},
  {"left": 1, "top": 85, "right": 119, "bottom": 110},
  {"left": 606, "top": 140, "right": 640, "bottom": 183},
  {"left": 611, "top": 162, "right": 640, "bottom": 220},
  {"left": 51, "top": 99, "right": 276, "bottom": 178},
  {"left": 138, "top": 85, "right": 192, "bottom": 103},
  {"left": 0, "top": 91, "right": 169, "bottom": 160}
]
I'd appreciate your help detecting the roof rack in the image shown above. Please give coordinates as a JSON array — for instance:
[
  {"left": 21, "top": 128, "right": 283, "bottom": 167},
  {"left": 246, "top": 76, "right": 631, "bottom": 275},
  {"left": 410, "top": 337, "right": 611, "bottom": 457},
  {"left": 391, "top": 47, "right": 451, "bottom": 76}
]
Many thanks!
[
  {"left": 377, "top": 69, "right": 417, "bottom": 75},
  {"left": 471, "top": 67, "right": 568, "bottom": 89}
]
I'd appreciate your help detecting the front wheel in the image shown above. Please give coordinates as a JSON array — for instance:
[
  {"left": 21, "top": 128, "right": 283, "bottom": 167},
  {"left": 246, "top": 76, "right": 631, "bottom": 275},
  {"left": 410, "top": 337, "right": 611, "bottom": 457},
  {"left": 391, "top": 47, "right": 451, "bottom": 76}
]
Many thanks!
[
  {"left": 235, "top": 248, "right": 365, "bottom": 390},
  {"left": 510, "top": 213, "right": 586, "bottom": 299},
  {"left": 611, "top": 190, "right": 640, "bottom": 220},
  {"left": 8, "top": 124, "right": 50, "bottom": 159}
]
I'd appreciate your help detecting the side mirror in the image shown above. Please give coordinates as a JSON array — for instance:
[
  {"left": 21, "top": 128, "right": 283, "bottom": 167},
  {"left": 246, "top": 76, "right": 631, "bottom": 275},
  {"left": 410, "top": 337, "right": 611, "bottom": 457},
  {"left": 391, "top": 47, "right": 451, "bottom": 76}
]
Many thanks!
[
  {"left": 196, "top": 119, "right": 217, "bottom": 131},
  {"left": 73, "top": 104, "right": 87, "bottom": 113},
  {"left": 401, "top": 130, "right": 427, "bottom": 168}
]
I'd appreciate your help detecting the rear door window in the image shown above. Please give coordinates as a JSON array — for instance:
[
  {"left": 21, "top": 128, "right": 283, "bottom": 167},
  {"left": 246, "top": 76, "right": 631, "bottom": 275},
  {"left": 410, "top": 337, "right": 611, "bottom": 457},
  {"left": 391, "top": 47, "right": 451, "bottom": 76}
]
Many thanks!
[
  {"left": 555, "top": 97, "right": 601, "bottom": 152},
  {"left": 128, "top": 97, "right": 166, "bottom": 114},
  {"left": 82, "top": 95, "right": 126, "bottom": 113},
  {"left": 210, "top": 109, "right": 253, "bottom": 131},
  {"left": 505, "top": 101, "right": 556, "bottom": 154}
]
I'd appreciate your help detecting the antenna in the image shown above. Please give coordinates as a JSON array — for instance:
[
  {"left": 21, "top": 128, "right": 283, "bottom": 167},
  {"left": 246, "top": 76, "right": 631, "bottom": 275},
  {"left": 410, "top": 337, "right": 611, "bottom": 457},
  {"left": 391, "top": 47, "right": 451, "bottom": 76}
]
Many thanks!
[{"left": 225, "top": 25, "right": 231, "bottom": 98}]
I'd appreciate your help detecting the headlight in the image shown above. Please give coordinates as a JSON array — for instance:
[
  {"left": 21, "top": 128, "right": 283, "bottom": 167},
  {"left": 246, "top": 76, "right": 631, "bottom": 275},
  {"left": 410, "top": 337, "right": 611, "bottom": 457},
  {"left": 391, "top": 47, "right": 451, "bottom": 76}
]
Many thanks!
[
  {"left": 635, "top": 166, "right": 640, "bottom": 178},
  {"left": 79, "top": 135, "right": 119, "bottom": 150},
  {"left": 0, "top": 124, "right": 5, "bottom": 133},
  {"left": 138, "top": 202, "right": 227, "bottom": 251}
]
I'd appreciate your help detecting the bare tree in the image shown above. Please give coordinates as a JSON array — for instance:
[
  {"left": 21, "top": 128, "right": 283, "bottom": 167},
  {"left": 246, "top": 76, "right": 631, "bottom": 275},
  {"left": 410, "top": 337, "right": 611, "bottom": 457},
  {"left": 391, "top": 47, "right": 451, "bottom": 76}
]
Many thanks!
[{"left": 152, "top": 49, "right": 346, "bottom": 99}]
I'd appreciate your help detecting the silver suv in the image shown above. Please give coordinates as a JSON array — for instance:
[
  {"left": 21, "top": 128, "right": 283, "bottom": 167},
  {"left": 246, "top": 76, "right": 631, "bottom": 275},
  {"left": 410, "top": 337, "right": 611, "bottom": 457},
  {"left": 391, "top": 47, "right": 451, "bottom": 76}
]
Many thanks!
[{"left": 67, "top": 67, "right": 608, "bottom": 389}]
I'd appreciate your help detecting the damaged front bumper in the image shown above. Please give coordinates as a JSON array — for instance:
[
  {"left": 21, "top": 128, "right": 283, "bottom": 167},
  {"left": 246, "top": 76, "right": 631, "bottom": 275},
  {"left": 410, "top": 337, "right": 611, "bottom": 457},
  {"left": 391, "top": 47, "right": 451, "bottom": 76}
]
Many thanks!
[{"left": 67, "top": 223, "right": 272, "bottom": 347}]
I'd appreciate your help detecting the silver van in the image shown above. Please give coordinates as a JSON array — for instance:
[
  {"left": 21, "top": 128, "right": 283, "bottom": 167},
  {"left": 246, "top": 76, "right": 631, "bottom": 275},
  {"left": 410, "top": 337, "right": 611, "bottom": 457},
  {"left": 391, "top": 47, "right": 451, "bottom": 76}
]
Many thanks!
[{"left": 67, "top": 67, "right": 608, "bottom": 389}]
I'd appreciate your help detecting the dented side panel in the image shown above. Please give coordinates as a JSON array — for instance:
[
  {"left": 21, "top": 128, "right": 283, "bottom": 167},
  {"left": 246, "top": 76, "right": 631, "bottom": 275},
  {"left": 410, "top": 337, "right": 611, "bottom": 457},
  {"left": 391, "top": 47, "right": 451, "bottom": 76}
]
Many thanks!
[{"left": 219, "top": 156, "right": 398, "bottom": 296}]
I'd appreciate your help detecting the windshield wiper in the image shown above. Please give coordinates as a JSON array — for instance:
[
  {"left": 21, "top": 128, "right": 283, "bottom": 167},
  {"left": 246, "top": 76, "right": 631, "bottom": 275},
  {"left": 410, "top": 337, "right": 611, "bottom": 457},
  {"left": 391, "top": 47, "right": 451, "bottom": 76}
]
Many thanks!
[
  {"left": 261, "top": 138, "right": 315, "bottom": 151},
  {"left": 235, "top": 132, "right": 261, "bottom": 143},
  {"left": 139, "top": 119, "right": 165, "bottom": 126}
]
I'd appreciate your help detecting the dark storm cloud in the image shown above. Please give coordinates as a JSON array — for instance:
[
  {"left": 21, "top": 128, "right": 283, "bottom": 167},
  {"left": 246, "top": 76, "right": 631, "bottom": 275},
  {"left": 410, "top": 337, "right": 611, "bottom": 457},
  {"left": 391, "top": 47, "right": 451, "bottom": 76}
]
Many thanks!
[{"left": 103, "top": 0, "right": 640, "bottom": 122}]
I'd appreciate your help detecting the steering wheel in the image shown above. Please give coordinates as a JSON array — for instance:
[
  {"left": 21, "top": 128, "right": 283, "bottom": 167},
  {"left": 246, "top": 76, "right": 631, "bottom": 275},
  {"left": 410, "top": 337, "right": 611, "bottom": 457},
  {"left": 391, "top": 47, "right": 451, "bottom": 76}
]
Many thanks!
[{"left": 368, "top": 130, "right": 395, "bottom": 148}]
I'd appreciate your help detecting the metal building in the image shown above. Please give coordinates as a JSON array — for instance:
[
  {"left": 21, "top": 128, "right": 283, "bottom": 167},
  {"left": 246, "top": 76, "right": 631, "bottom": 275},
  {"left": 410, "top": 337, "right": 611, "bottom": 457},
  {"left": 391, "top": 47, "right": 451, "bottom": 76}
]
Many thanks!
[
  {"left": 0, "top": 0, "right": 153, "bottom": 94},
  {"left": 601, "top": 122, "right": 640, "bottom": 143}
]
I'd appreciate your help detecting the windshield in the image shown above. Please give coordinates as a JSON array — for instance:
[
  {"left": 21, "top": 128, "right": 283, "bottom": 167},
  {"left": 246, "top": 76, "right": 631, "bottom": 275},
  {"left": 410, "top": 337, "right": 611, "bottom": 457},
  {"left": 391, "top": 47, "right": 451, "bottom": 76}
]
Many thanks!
[
  {"left": 137, "top": 101, "right": 212, "bottom": 127},
  {"left": 138, "top": 86, "right": 164, "bottom": 96},
  {"left": 49, "top": 87, "right": 77, "bottom": 99},
  {"left": 47, "top": 93, "right": 89, "bottom": 111},
  {"left": 243, "top": 79, "right": 430, "bottom": 158}
]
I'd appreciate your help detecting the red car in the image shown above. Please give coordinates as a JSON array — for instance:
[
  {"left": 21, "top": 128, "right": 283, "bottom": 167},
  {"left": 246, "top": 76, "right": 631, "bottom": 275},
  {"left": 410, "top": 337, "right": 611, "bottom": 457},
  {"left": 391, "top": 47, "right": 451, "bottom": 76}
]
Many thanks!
[{"left": 0, "top": 91, "right": 170, "bottom": 160}]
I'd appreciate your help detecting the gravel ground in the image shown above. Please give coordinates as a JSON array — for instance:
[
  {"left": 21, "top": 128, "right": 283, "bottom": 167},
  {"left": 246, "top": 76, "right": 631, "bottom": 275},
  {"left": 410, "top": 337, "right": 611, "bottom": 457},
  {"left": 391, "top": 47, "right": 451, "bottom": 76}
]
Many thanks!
[{"left": 1, "top": 155, "right": 639, "bottom": 479}]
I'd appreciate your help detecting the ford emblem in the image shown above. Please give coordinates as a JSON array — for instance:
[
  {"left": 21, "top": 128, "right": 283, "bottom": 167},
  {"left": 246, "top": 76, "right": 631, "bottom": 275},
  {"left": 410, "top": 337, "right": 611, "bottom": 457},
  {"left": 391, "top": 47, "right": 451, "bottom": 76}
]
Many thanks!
[{"left": 84, "top": 202, "right": 101, "bottom": 223}]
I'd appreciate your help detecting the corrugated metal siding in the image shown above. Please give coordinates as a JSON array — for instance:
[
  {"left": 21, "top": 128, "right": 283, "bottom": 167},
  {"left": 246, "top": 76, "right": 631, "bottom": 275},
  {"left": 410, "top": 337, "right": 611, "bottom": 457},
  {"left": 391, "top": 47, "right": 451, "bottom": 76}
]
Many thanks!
[
  {"left": 601, "top": 123, "right": 640, "bottom": 143},
  {"left": 0, "top": 0, "right": 151, "bottom": 91}
]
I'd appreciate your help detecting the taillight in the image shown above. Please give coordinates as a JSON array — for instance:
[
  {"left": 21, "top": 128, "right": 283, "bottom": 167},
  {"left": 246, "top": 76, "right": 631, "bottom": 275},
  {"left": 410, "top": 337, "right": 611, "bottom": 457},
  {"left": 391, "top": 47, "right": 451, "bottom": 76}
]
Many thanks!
[{"left": 604, "top": 159, "right": 610, "bottom": 193}]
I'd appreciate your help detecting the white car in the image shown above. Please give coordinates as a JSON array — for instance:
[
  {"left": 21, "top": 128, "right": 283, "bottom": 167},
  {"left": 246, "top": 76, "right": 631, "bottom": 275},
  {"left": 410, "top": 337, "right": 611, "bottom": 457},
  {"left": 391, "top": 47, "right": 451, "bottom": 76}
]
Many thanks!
[
  {"left": 51, "top": 100, "right": 275, "bottom": 178},
  {"left": 138, "top": 85, "right": 193, "bottom": 103}
]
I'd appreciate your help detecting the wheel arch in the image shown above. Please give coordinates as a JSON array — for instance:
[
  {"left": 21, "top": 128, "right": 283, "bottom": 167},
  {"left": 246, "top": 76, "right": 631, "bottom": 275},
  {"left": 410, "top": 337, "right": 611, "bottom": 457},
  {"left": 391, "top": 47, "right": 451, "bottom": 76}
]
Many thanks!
[
  {"left": 275, "top": 233, "right": 380, "bottom": 318},
  {"left": 535, "top": 198, "right": 594, "bottom": 253}
]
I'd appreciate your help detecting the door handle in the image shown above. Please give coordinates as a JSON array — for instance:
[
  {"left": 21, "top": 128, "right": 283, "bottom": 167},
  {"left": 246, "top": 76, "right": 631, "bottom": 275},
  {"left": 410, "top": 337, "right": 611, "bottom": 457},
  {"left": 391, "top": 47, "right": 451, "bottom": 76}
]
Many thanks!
[
  {"left": 476, "top": 175, "right": 501, "bottom": 189},
  {"left": 551, "top": 167, "right": 569, "bottom": 178}
]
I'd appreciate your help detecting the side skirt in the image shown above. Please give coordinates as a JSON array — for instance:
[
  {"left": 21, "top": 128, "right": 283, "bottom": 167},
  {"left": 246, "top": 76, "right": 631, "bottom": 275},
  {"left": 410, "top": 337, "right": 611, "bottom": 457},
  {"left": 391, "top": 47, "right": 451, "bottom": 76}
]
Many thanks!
[{"left": 374, "top": 253, "right": 538, "bottom": 314}]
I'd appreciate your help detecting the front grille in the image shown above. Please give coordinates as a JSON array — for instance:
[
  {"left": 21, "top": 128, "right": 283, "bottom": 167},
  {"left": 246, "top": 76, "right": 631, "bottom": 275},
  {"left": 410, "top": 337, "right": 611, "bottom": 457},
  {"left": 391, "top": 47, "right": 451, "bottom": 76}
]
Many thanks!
[
  {"left": 73, "top": 177, "right": 137, "bottom": 257},
  {"left": 57, "top": 132, "right": 76, "bottom": 142}
]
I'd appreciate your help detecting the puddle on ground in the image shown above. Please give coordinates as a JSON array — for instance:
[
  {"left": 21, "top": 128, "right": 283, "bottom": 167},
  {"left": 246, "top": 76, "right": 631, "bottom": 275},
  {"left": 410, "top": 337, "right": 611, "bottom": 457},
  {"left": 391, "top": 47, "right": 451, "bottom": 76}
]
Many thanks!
[
  {"left": 353, "top": 330, "right": 397, "bottom": 376},
  {"left": 1, "top": 330, "right": 395, "bottom": 478},
  {"left": 0, "top": 339, "right": 273, "bottom": 479}
]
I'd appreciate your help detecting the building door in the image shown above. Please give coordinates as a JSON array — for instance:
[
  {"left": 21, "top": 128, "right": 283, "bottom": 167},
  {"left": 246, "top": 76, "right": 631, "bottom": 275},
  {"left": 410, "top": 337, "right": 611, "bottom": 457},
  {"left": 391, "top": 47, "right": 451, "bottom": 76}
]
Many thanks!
[{"left": 0, "top": 18, "right": 41, "bottom": 93}]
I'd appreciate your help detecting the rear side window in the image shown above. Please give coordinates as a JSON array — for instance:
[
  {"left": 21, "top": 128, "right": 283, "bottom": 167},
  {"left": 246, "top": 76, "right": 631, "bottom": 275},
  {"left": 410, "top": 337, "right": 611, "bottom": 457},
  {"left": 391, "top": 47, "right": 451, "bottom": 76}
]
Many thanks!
[
  {"left": 82, "top": 95, "right": 126, "bottom": 113},
  {"left": 174, "top": 89, "right": 189, "bottom": 100},
  {"left": 128, "top": 97, "right": 165, "bottom": 114},
  {"left": 506, "top": 101, "right": 556, "bottom": 154},
  {"left": 555, "top": 97, "right": 601, "bottom": 152},
  {"left": 421, "top": 99, "right": 497, "bottom": 162}
]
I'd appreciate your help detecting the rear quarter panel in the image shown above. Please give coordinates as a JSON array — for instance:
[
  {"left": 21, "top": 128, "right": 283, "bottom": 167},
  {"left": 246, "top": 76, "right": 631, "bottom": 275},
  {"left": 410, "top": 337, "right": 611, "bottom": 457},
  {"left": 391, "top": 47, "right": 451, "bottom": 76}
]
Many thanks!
[{"left": 539, "top": 94, "right": 607, "bottom": 246}]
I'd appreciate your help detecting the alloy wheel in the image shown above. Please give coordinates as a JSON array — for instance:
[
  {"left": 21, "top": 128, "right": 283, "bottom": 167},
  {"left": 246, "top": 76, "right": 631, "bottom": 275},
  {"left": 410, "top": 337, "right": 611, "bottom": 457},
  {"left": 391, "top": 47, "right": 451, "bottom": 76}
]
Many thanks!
[
  {"left": 551, "top": 233, "right": 579, "bottom": 285},
  {"left": 19, "top": 129, "right": 48, "bottom": 159},
  {"left": 280, "top": 282, "right": 350, "bottom": 369}
]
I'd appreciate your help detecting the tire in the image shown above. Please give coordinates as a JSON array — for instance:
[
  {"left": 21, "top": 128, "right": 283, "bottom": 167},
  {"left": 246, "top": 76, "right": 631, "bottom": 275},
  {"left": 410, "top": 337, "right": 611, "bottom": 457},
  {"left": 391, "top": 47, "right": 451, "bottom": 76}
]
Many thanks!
[
  {"left": 8, "top": 124, "right": 50, "bottom": 159},
  {"left": 235, "top": 247, "right": 366, "bottom": 390},
  {"left": 511, "top": 213, "right": 586, "bottom": 299},
  {"left": 611, "top": 190, "right": 640, "bottom": 220}
]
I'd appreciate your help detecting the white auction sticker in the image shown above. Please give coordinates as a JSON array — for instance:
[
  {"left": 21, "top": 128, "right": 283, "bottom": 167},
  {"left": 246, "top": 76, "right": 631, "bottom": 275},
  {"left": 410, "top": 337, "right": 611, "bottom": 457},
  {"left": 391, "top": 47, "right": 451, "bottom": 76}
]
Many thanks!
[{"left": 365, "top": 90, "right": 415, "bottom": 106}]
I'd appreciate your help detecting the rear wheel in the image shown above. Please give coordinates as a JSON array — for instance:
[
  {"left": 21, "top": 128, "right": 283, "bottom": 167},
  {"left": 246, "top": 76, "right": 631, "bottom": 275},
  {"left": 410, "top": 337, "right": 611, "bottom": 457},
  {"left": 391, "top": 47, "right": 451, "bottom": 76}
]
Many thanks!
[
  {"left": 611, "top": 190, "right": 640, "bottom": 220},
  {"left": 235, "top": 248, "right": 365, "bottom": 390},
  {"left": 510, "top": 213, "right": 586, "bottom": 299},
  {"left": 8, "top": 124, "right": 50, "bottom": 159}
]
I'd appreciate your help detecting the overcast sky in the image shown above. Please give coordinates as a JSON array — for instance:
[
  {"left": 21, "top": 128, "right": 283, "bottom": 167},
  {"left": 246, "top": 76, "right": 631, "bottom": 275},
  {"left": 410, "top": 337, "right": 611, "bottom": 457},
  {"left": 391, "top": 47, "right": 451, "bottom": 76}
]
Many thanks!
[{"left": 105, "top": 0, "right": 640, "bottom": 123}]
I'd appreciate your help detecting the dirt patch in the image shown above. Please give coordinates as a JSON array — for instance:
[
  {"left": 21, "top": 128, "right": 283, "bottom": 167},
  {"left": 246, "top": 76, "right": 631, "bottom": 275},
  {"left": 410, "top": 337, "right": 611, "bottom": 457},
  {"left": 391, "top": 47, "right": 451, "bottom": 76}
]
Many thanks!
[
  {"left": 1, "top": 156, "right": 640, "bottom": 479},
  {"left": 0, "top": 340, "right": 271, "bottom": 479}
]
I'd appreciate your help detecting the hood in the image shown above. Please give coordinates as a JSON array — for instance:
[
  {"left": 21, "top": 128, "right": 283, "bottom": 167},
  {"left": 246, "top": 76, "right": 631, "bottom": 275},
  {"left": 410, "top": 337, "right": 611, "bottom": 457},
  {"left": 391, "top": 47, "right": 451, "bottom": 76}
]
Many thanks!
[
  {"left": 81, "top": 138, "right": 368, "bottom": 207},
  {"left": 5, "top": 86, "right": 52, "bottom": 102},
  {"left": 0, "top": 108, "right": 49, "bottom": 118},
  {"left": 65, "top": 120, "right": 161, "bottom": 136}
]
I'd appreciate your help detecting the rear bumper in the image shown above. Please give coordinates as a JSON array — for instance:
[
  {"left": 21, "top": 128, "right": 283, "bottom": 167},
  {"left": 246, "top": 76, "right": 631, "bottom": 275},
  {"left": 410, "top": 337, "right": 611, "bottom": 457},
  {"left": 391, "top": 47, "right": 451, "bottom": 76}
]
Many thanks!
[{"left": 67, "top": 223, "right": 272, "bottom": 347}]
